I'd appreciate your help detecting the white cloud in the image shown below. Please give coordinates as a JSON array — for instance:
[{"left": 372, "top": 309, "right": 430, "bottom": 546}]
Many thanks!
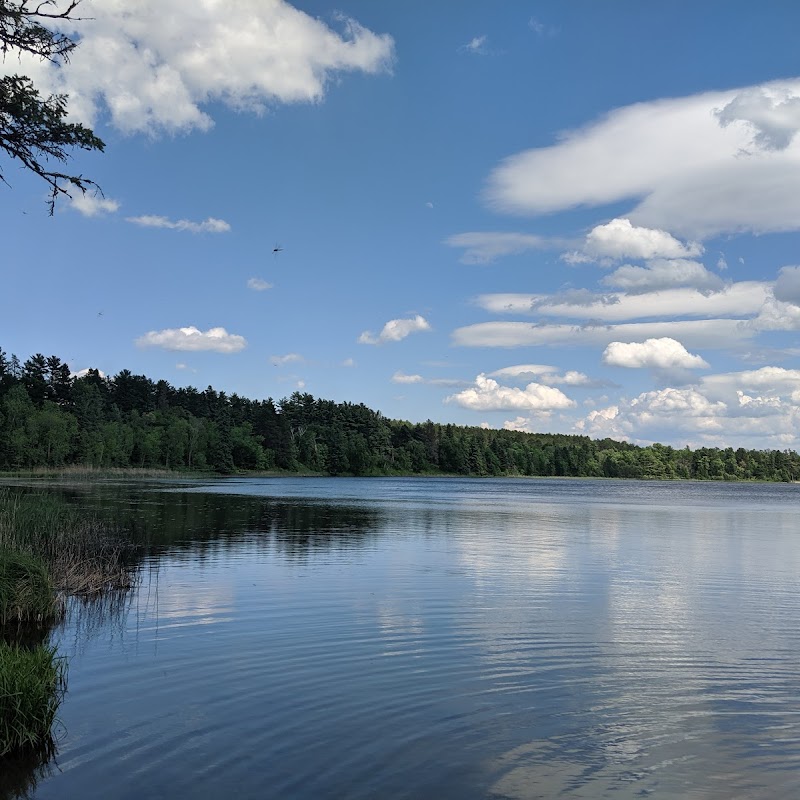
[
  {"left": 136, "top": 326, "right": 246, "bottom": 353},
  {"left": 602, "top": 338, "right": 709, "bottom": 370},
  {"left": 126, "top": 215, "right": 231, "bottom": 233},
  {"left": 341, "top": 358, "right": 356, "bottom": 368},
  {"left": 445, "top": 231, "right": 551, "bottom": 264},
  {"left": 773, "top": 266, "right": 800, "bottom": 304},
  {"left": 576, "top": 372, "right": 800, "bottom": 448},
  {"left": 247, "top": 278, "right": 273, "bottom": 291},
  {"left": 483, "top": 78, "right": 800, "bottom": 238},
  {"left": 715, "top": 88, "right": 800, "bottom": 151},
  {"left": 489, "top": 364, "right": 558, "bottom": 380},
  {"left": 6, "top": 0, "right": 394, "bottom": 136},
  {"left": 748, "top": 296, "right": 800, "bottom": 331},
  {"left": 543, "top": 370, "right": 600, "bottom": 387},
  {"left": 71, "top": 367, "right": 106, "bottom": 379},
  {"left": 476, "top": 283, "right": 768, "bottom": 322},
  {"left": 358, "top": 315, "right": 431, "bottom": 345},
  {"left": 270, "top": 353, "right": 303, "bottom": 366},
  {"left": 445, "top": 374, "right": 575, "bottom": 412},
  {"left": 489, "top": 364, "right": 601, "bottom": 388},
  {"left": 453, "top": 319, "right": 753, "bottom": 350},
  {"left": 527, "top": 17, "right": 558, "bottom": 37},
  {"left": 462, "top": 35, "right": 488, "bottom": 55},
  {"left": 583, "top": 219, "right": 703, "bottom": 261},
  {"left": 392, "top": 371, "right": 423, "bottom": 384},
  {"left": 701, "top": 366, "right": 800, "bottom": 400},
  {"left": 391, "top": 371, "right": 465, "bottom": 387},
  {"left": 70, "top": 193, "right": 120, "bottom": 217},
  {"left": 602, "top": 259, "right": 724, "bottom": 294}
]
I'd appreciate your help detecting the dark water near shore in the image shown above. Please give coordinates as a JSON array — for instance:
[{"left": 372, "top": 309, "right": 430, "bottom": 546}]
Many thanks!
[{"left": 3, "top": 477, "right": 800, "bottom": 799}]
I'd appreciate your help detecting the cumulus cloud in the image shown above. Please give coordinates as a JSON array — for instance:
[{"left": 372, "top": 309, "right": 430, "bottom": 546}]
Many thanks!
[
  {"left": 700, "top": 366, "right": 800, "bottom": 399},
  {"left": 576, "top": 370, "right": 800, "bottom": 448},
  {"left": 483, "top": 78, "right": 800, "bottom": 238},
  {"left": 247, "top": 278, "right": 273, "bottom": 291},
  {"left": 748, "top": 296, "right": 800, "bottom": 331},
  {"left": 72, "top": 367, "right": 106, "bottom": 379},
  {"left": 715, "top": 88, "right": 800, "bottom": 151},
  {"left": 502, "top": 415, "right": 559, "bottom": 433},
  {"left": 4, "top": 0, "right": 394, "bottom": 136},
  {"left": 70, "top": 193, "right": 120, "bottom": 217},
  {"left": 270, "top": 353, "right": 303, "bottom": 366},
  {"left": 489, "top": 364, "right": 602, "bottom": 388},
  {"left": 489, "top": 364, "right": 558, "bottom": 380},
  {"left": 602, "top": 338, "right": 709, "bottom": 370},
  {"left": 602, "top": 259, "right": 724, "bottom": 294},
  {"left": 445, "top": 374, "right": 575, "bottom": 412},
  {"left": 126, "top": 215, "right": 231, "bottom": 233},
  {"left": 583, "top": 218, "right": 703, "bottom": 261},
  {"left": 358, "top": 315, "right": 431, "bottom": 345},
  {"left": 773, "top": 266, "right": 800, "bottom": 304},
  {"left": 543, "top": 370, "right": 601, "bottom": 386},
  {"left": 444, "top": 232, "right": 552, "bottom": 264},
  {"left": 136, "top": 326, "right": 246, "bottom": 353}
]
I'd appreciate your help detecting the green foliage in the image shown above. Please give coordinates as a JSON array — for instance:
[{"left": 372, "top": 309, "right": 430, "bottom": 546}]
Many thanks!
[
  {"left": 0, "top": 641, "right": 66, "bottom": 756},
  {"left": 0, "top": 346, "right": 799, "bottom": 482},
  {"left": 0, "top": 1, "right": 105, "bottom": 212},
  {"left": 0, "top": 549, "right": 59, "bottom": 625}
]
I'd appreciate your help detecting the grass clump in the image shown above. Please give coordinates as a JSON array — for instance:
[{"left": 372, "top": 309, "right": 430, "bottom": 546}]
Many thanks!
[
  {"left": 0, "top": 551, "right": 62, "bottom": 626},
  {"left": 0, "top": 642, "right": 66, "bottom": 757},
  {"left": 0, "top": 489, "right": 137, "bottom": 594}
]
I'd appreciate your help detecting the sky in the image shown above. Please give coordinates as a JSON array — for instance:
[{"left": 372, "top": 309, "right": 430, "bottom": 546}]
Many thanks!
[{"left": 4, "top": 0, "right": 800, "bottom": 451}]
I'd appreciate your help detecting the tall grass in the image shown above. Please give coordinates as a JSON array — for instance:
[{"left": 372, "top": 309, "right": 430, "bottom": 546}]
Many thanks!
[
  {"left": 0, "top": 551, "right": 62, "bottom": 626},
  {"left": 0, "top": 642, "right": 66, "bottom": 757},
  {"left": 0, "top": 489, "right": 137, "bottom": 594}
]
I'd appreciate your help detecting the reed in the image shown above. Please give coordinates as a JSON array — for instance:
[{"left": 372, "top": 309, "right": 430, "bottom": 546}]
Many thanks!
[
  {"left": 0, "top": 551, "right": 62, "bottom": 626},
  {"left": 0, "top": 642, "right": 66, "bottom": 757},
  {"left": 24, "top": 465, "right": 193, "bottom": 480},
  {"left": 0, "top": 489, "right": 137, "bottom": 595}
]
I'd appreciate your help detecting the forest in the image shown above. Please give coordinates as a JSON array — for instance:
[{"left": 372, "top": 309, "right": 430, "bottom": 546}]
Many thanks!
[{"left": 1, "top": 348, "right": 799, "bottom": 482}]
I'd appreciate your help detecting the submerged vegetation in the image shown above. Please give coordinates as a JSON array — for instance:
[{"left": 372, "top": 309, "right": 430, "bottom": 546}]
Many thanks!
[{"left": 1, "top": 346, "right": 800, "bottom": 481}]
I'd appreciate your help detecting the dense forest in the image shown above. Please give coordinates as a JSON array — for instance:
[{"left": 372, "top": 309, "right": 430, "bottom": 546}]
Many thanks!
[{"left": 1, "top": 348, "right": 799, "bottom": 481}]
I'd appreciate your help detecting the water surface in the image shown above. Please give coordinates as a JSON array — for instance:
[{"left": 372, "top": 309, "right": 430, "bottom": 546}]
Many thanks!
[{"left": 4, "top": 477, "right": 800, "bottom": 799}]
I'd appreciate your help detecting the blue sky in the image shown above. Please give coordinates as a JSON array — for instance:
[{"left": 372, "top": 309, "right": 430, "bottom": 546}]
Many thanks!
[{"left": 5, "top": 0, "right": 800, "bottom": 450}]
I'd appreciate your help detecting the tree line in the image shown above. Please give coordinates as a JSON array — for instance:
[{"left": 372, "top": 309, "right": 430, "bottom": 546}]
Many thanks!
[{"left": 1, "top": 348, "right": 799, "bottom": 481}]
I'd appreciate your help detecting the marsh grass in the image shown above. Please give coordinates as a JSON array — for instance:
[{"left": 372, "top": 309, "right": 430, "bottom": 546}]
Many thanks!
[
  {"left": 22, "top": 465, "right": 196, "bottom": 480},
  {"left": 0, "top": 551, "right": 62, "bottom": 626},
  {"left": 0, "top": 489, "right": 138, "bottom": 595},
  {"left": 0, "top": 642, "right": 66, "bottom": 757}
]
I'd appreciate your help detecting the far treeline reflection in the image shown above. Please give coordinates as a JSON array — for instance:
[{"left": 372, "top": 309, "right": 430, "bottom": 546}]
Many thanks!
[{"left": 1, "top": 348, "right": 799, "bottom": 482}]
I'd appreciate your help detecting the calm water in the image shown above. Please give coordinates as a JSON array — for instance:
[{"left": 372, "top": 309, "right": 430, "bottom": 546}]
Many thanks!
[{"left": 3, "top": 477, "right": 800, "bottom": 799}]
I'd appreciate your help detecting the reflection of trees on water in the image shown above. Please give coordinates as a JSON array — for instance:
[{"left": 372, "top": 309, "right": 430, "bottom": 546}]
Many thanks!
[{"left": 47, "top": 484, "right": 385, "bottom": 560}]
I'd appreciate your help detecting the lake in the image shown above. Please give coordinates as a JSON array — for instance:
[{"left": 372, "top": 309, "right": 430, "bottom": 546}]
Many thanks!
[{"left": 3, "top": 477, "right": 800, "bottom": 799}]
